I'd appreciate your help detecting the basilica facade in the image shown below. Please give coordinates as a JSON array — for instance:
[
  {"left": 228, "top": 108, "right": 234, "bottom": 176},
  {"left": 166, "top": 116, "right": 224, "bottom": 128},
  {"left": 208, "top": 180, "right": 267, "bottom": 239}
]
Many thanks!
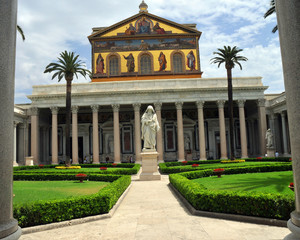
[{"left": 13, "top": 2, "right": 291, "bottom": 166}]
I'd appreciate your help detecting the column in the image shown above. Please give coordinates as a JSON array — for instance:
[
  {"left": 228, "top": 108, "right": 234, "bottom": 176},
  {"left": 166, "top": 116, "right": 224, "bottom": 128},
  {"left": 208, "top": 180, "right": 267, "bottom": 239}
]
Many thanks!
[
  {"left": 133, "top": 103, "right": 142, "bottom": 163},
  {"left": 112, "top": 104, "right": 121, "bottom": 163},
  {"left": 276, "top": 2, "right": 300, "bottom": 239},
  {"left": 154, "top": 102, "right": 163, "bottom": 162},
  {"left": 13, "top": 121, "right": 18, "bottom": 166},
  {"left": 0, "top": 0, "right": 22, "bottom": 239},
  {"left": 175, "top": 102, "right": 185, "bottom": 161},
  {"left": 257, "top": 99, "right": 267, "bottom": 156},
  {"left": 50, "top": 106, "right": 59, "bottom": 164},
  {"left": 196, "top": 101, "right": 206, "bottom": 160},
  {"left": 31, "top": 107, "right": 39, "bottom": 165},
  {"left": 217, "top": 100, "right": 227, "bottom": 159},
  {"left": 91, "top": 105, "right": 99, "bottom": 163},
  {"left": 238, "top": 100, "right": 248, "bottom": 158},
  {"left": 281, "top": 111, "right": 288, "bottom": 155},
  {"left": 18, "top": 123, "right": 26, "bottom": 165},
  {"left": 72, "top": 106, "right": 79, "bottom": 164}
]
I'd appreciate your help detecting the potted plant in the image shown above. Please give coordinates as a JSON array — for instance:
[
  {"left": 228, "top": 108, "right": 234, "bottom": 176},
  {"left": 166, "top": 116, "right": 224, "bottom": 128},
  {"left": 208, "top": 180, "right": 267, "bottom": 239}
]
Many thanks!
[
  {"left": 214, "top": 168, "right": 225, "bottom": 178},
  {"left": 100, "top": 167, "right": 107, "bottom": 170},
  {"left": 192, "top": 164, "right": 199, "bottom": 167},
  {"left": 289, "top": 182, "right": 294, "bottom": 192},
  {"left": 75, "top": 173, "right": 87, "bottom": 183},
  {"left": 182, "top": 161, "right": 188, "bottom": 165},
  {"left": 38, "top": 164, "right": 44, "bottom": 169},
  {"left": 112, "top": 163, "right": 117, "bottom": 167}
]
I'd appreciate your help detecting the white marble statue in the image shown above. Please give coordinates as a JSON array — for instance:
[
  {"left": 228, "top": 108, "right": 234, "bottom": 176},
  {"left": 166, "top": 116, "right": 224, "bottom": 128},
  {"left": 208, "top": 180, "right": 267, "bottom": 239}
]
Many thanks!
[
  {"left": 265, "top": 128, "right": 274, "bottom": 148},
  {"left": 141, "top": 105, "right": 160, "bottom": 150}
]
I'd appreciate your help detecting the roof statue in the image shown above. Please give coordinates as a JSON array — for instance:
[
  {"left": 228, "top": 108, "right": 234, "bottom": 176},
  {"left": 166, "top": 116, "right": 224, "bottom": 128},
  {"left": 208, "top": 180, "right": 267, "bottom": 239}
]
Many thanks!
[{"left": 139, "top": 0, "right": 148, "bottom": 13}]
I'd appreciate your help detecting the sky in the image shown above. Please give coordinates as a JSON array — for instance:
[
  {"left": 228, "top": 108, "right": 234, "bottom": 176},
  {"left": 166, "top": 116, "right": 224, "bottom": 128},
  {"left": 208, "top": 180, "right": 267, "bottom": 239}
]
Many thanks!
[{"left": 15, "top": 0, "right": 283, "bottom": 104}]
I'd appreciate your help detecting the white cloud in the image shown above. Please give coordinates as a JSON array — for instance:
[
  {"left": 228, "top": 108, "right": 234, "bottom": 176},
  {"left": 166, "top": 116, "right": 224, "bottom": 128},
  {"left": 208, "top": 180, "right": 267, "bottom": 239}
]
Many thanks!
[{"left": 15, "top": 0, "right": 283, "bottom": 103}]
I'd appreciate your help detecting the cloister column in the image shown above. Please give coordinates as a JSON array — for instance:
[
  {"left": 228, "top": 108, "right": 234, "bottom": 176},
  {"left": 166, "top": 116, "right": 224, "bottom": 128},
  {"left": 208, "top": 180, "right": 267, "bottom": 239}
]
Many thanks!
[
  {"left": 72, "top": 106, "right": 79, "bottom": 164},
  {"left": 133, "top": 103, "right": 142, "bottom": 163},
  {"left": 50, "top": 106, "right": 59, "bottom": 164},
  {"left": 257, "top": 99, "right": 267, "bottom": 156},
  {"left": 276, "top": 1, "right": 300, "bottom": 239},
  {"left": 281, "top": 111, "right": 288, "bottom": 155},
  {"left": 217, "top": 100, "right": 227, "bottom": 159},
  {"left": 175, "top": 102, "right": 185, "bottom": 161},
  {"left": 112, "top": 104, "right": 121, "bottom": 163},
  {"left": 91, "top": 105, "right": 99, "bottom": 163},
  {"left": 31, "top": 107, "right": 39, "bottom": 164},
  {"left": 0, "top": 0, "right": 22, "bottom": 239},
  {"left": 13, "top": 121, "right": 18, "bottom": 166},
  {"left": 238, "top": 100, "right": 248, "bottom": 158},
  {"left": 154, "top": 102, "right": 163, "bottom": 162},
  {"left": 196, "top": 101, "right": 206, "bottom": 160}
]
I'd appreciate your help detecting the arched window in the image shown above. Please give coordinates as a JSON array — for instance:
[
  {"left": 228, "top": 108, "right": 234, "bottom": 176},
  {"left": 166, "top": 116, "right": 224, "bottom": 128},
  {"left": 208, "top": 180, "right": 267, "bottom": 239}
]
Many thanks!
[
  {"left": 140, "top": 54, "right": 151, "bottom": 74},
  {"left": 109, "top": 56, "right": 119, "bottom": 76},
  {"left": 173, "top": 53, "right": 183, "bottom": 73}
]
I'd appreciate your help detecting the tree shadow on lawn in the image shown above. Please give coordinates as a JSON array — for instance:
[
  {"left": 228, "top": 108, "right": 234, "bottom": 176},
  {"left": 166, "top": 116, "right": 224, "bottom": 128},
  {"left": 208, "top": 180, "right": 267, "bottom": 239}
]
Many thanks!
[{"left": 215, "top": 173, "right": 293, "bottom": 194}]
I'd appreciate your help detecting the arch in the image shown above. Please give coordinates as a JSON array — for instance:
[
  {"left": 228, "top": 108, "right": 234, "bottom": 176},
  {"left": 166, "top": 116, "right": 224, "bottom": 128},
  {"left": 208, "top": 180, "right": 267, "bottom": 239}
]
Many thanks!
[
  {"left": 138, "top": 51, "right": 154, "bottom": 75},
  {"left": 170, "top": 50, "right": 185, "bottom": 74},
  {"left": 106, "top": 53, "right": 121, "bottom": 76}
]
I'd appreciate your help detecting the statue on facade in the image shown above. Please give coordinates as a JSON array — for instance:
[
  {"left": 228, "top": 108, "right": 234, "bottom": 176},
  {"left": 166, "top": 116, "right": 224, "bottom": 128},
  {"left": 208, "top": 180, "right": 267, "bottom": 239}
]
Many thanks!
[
  {"left": 265, "top": 128, "right": 274, "bottom": 148},
  {"left": 123, "top": 53, "right": 135, "bottom": 72},
  {"left": 141, "top": 105, "right": 160, "bottom": 150}
]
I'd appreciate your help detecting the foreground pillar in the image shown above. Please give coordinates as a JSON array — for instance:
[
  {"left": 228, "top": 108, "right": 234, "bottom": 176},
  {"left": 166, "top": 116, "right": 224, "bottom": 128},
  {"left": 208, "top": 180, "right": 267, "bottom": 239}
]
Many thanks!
[
  {"left": 217, "top": 100, "right": 227, "bottom": 159},
  {"left": 238, "top": 100, "right": 248, "bottom": 158},
  {"left": 50, "top": 106, "right": 59, "bottom": 164},
  {"left": 196, "top": 101, "right": 206, "bottom": 160},
  {"left": 175, "top": 102, "right": 185, "bottom": 161},
  {"left": 91, "top": 105, "right": 99, "bottom": 163},
  {"left": 0, "top": 0, "right": 22, "bottom": 239},
  {"left": 133, "top": 103, "right": 142, "bottom": 163},
  {"left": 112, "top": 104, "right": 121, "bottom": 163},
  {"left": 154, "top": 102, "right": 163, "bottom": 163},
  {"left": 276, "top": 1, "right": 300, "bottom": 239}
]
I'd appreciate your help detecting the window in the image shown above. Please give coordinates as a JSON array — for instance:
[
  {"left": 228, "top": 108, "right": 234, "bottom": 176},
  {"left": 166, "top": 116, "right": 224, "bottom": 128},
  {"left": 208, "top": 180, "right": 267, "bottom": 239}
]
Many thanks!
[
  {"left": 140, "top": 54, "right": 151, "bottom": 74},
  {"left": 109, "top": 56, "right": 119, "bottom": 76},
  {"left": 173, "top": 53, "right": 183, "bottom": 73},
  {"left": 164, "top": 123, "right": 176, "bottom": 152}
]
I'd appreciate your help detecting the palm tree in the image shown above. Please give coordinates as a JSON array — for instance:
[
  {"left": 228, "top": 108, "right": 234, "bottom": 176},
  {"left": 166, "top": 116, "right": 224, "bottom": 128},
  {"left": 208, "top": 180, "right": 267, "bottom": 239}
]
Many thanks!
[
  {"left": 210, "top": 46, "right": 248, "bottom": 160},
  {"left": 44, "top": 51, "right": 91, "bottom": 166},
  {"left": 17, "top": 25, "right": 25, "bottom": 41},
  {"left": 264, "top": 0, "right": 277, "bottom": 33}
]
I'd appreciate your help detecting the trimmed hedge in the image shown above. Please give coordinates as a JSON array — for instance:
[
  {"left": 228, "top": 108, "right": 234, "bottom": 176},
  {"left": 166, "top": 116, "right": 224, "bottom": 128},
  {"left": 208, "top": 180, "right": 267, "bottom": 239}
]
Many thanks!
[
  {"left": 14, "top": 164, "right": 140, "bottom": 175},
  {"left": 13, "top": 174, "right": 131, "bottom": 228},
  {"left": 169, "top": 166, "right": 294, "bottom": 220}
]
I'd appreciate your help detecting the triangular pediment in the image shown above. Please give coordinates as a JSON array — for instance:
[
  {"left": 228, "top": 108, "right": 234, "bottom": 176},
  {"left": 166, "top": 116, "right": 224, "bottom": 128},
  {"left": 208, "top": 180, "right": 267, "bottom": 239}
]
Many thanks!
[{"left": 88, "top": 12, "right": 201, "bottom": 40}]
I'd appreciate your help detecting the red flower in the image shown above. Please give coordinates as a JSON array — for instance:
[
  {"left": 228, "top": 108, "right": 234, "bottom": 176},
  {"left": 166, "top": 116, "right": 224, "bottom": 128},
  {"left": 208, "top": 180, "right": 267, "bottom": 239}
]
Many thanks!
[
  {"left": 289, "top": 182, "right": 294, "bottom": 187},
  {"left": 112, "top": 163, "right": 117, "bottom": 167},
  {"left": 289, "top": 158, "right": 292, "bottom": 161},
  {"left": 256, "top": 157, "right": 262, "bottom": 160},
  {"left": 214, "top": 168, "right": 225, "bottom": 172},
  {"left": 182, "top": 161, "right": 188, "bottom": 165},
  {"left": 192, "top": 164, "right": 199, "bottom": 167},
  {"left": 75, "top": 173, "right": 87, "bottom": 177},
  {"left": 38, "top": 164, "right": 44, "bottom": 168},
  {"left": 100, "top": 167, "right": 107, "bottom": 170}
]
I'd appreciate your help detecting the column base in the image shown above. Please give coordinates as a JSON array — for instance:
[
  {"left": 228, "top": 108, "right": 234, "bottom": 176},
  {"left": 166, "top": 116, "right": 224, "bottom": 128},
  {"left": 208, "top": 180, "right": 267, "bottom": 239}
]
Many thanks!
[
  {"left": 284, "top": 219, "right": 300, "bottom": 239},
  {"left": 267, "top": 148, "right": 275, "bottom": 157}
]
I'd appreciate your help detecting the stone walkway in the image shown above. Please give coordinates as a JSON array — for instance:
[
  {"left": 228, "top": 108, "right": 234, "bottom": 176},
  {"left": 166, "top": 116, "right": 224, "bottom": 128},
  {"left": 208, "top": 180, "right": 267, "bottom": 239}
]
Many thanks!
[{"left": 20, "top": 175, "right": 290, "bottom": 240}]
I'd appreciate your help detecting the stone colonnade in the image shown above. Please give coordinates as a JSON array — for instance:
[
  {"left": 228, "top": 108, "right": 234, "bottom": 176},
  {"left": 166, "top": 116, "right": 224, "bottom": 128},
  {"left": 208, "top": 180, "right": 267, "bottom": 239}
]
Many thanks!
[{"left": 29, "top": 99, "right": 266, "bottom": 163}]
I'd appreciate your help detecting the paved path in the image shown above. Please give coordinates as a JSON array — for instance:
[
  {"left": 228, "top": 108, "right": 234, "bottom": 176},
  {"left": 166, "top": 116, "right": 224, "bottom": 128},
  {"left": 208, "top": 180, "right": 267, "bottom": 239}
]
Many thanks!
[{"left": 20, "top": 175, "right": 290, "bottom": 240}]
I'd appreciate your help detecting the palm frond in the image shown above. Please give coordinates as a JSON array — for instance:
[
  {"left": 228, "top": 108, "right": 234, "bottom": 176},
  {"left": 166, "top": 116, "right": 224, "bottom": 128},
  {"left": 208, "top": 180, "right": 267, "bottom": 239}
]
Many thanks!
[{"left": 17, "top": 25, "right": 25, "bottom": 41}]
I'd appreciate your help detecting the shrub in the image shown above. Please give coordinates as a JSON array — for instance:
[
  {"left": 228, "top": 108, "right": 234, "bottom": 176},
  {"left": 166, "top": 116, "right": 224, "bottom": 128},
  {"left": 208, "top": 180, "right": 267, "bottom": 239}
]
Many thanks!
[{"left": 13, "top": 174, "right": 131, "bottom": 227}]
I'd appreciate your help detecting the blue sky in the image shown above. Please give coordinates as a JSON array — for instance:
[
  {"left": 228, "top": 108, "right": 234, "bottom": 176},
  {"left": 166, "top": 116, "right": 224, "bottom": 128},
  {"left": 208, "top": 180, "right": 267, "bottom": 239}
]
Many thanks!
[{"left": 15, "top": 0, "right": 283, "bottom": 104}]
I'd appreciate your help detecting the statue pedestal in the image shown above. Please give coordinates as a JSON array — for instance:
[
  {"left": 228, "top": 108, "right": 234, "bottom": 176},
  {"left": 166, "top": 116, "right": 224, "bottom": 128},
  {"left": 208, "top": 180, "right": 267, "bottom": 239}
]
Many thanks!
[
  {"left": 267, "top": 147, "right": 275, "bottom": 157},
  {"left": 140, "top": 149, "right": 161, "bottom": 181}
]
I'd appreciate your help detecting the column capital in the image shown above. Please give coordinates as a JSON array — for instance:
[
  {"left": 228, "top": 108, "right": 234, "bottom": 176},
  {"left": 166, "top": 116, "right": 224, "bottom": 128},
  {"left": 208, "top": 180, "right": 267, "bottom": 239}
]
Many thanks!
[
  {"left": 71, "top": 105, "right": 79, "bottom": 114},
  {"left": 281, "top": 111, "right": 287, "bottom": 117},
  {"left": 217, "top": 100, "right": 226, "bottom": 108},
  {"left": 112, "top": 104, "right": 120, "bottom": 112},
  {"left": 257, "top": 98, "right": 266, "bottom": 107},
  {"left": 154, "top": 102, "right": 162, "bottom": 111},
  {"left": 237, "top": 99, "right": 246, "bottom": 108},
  {"left": 13, "top": 121, "right": 19, "bottom": 127},
  {"left": 269, "top": 113, "right": 276, "bottom": 120},
  {"left": 133, "top": 103, "right": 141, "bottom": 112},
  {"left": 175, "top": 102, "right": 183, "bottom": 110},
  {"left": 30, "top": 107, "right": 39, "bottom": 116},
  {"left": 50, "top": 106, "right": 59, "bottom": 115},
  {"left": 91, "top": 104, "right": 99, "bottom": 113},
  {"left": 196, "top": 100, "right": 205, "bottom": 109}
]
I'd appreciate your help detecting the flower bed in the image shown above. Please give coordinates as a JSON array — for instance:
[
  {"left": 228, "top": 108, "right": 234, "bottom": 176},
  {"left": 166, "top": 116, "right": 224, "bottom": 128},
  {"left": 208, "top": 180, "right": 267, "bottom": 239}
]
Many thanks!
[
  {"left": 100, "top": 167, "right": 107, "bottom": 170},
  {"left": 55, "top": 166, "right": 81, "bottom": 169},
  {"left": 75, "top": 173, "right": 87, "bottom": 182}
]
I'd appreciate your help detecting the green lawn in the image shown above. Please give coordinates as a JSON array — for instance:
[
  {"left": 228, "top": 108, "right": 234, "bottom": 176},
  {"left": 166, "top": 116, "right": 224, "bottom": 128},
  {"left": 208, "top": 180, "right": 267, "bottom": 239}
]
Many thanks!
[
  {"left": 13, "top": 181, "right": 109, "bottom": 204},
  {"left": 192, "top": 171, "right": 294, "bottom": 195}
]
